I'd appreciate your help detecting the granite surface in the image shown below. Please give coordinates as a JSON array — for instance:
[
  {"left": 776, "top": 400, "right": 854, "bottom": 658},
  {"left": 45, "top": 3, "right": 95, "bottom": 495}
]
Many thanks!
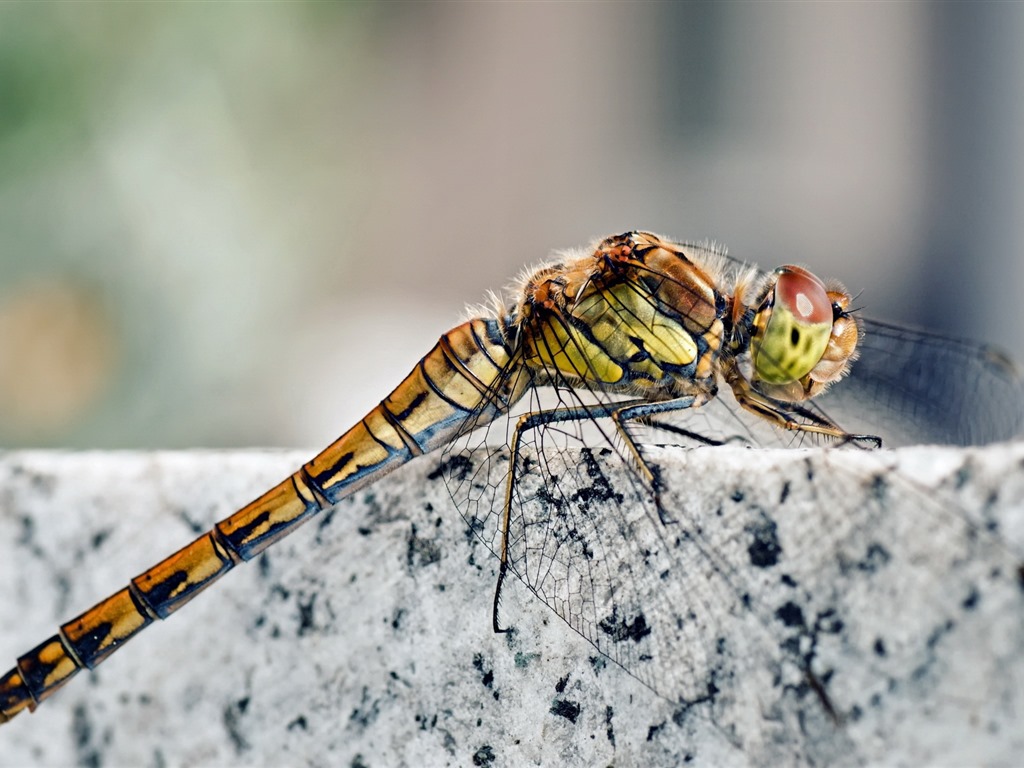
[{"left": 0, "top": 445, "right": 1021, "bottom": 767}]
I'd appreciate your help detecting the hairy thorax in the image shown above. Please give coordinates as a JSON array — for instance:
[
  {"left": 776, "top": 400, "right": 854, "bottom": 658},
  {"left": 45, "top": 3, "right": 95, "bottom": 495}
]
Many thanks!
[{"left": 513, "top": 233, "right": 728, "bottom": 401}]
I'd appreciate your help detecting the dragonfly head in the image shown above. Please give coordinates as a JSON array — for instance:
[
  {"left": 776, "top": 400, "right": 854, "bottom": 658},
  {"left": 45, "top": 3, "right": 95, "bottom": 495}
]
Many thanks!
[{"left": 746, "top": 265, "right": 860, "bottom": 402}]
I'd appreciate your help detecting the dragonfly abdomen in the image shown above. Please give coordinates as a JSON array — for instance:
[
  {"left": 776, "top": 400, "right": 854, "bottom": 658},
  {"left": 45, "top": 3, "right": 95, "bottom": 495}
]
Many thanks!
[
  {"left": 304, "top": 316, "right": 520, "bottom": 503},
  {"left": 0, "top": 315, "right": 520, "bottom": 725},
  {"left": 0, "top": 471, "right": 323, "bottom": 722}
]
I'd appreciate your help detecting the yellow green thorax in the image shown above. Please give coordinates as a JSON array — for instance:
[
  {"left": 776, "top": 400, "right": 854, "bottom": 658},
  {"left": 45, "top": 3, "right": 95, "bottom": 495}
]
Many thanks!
[
  {"left": 520, "top": 237, "right": 712, "bottom": 391},
  {"left": 573, "top": 283, "right": 698, "bottom": 378}
]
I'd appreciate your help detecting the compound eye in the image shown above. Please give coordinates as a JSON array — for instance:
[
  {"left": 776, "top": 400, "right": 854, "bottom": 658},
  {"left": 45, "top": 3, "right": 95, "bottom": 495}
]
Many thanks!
[
  {"left": 752, "top": 266, "right": 833, "bottom": 384},
  {"left": 775, "top": 266, "right": 832, "bottom": 325}
]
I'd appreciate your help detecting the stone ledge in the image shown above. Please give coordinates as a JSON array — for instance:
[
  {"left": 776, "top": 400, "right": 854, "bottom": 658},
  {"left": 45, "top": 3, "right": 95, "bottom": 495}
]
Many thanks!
[{"left": 0, "top": 445, "right": 1021, "bottom": 766}]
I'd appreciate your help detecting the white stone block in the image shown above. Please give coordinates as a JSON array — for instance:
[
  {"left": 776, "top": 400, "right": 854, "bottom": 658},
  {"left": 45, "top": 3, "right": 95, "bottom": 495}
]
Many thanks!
[{"left": 0, "top": 444, "right": 1021, "bottom": 766}]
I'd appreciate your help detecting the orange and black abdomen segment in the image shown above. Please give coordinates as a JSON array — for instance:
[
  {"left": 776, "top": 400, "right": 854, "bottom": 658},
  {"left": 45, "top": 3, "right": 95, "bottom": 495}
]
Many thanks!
[
  {"left": 0, "top": 471, "right": 323, "bottom": 723},
  {"left": 0, "top": 316, "right": 517, "bottom": 725},
  {"left": 304, "top": 316, "right": 518, "bottom": 502}
]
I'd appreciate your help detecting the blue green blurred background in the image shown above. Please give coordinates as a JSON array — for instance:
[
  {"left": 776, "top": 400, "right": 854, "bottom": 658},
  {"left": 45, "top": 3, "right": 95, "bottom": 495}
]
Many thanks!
[{"left": 0, "top": 2, "right": 1021, "bottom": 448}]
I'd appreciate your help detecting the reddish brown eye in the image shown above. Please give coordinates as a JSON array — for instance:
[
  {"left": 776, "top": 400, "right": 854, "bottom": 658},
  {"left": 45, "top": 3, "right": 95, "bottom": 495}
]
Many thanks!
[
  {"left": 753, "top": 266, "right": 835, "bottom": 385},
  {"left": 774, "top": 266, "right": 831, "bottom": 324}
]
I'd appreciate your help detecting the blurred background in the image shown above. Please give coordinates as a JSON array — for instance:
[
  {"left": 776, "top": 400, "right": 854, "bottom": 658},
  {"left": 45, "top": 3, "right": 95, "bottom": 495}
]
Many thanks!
[{"left": 0, "top": 2, "right": 1020, "bottom": 449}]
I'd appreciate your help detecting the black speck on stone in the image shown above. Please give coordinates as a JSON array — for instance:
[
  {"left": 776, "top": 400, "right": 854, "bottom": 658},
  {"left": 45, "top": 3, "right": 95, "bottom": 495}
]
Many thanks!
[
  {"left": 15, "top": 514, "right": 34, "bottom": 546},
  {"left": 287, "top": 715, "right": 308, "bottom": 731},
  {"left": 927, "top": 618, "right": 955, "bottom": 649},
  {"left": 555, "top": 674, "right": 568, "bottom": 693},
  {"left": 296, "top": 594, "right": 316, "bottom": 636},
  {"left": 178, "top": 510, "right": 205, "bottom": 535},
  {"left": 472, "top": 745, "right": 496, "bottom": 766},
  {"left": 869, "top": 473, "right": 889, "bottom": 501},
  {"left": 415, "top": 712, "right": 438, "bottom": 730},
  {"left": 775, "top": 601, "right": 804, "bottom": 628},
  {"left": 349, "top": 687, "right": 381, "bottom": 729},
  {"left": 472, "top": 653, "right": 494, "bottom": 689},
  {"left": 223, "top": 697, "right": 251, "bottom": 754},
  {"left": 646, "top": 721, "right": 666, "bottom": 742},
  {"left": 271, "top": 584, "right": 290, "bottom": 601},
  {"left": 873, "top": 637, "right": 886, "bottom": 657},
  {"left": 429, "top": 454, "right": 473, "bottom": 483},
  {"left": 71, "top": 703, "right": 97, "bottom": 768},
  {"left": 90, "top": 529, "right": 110, "bottom": 551},
  {"left": 781, "top": 636, "right": 801, "bottom": 655},
  {"left": 351, "top": 754, "right": 370, "bottom": 768},
  {"left": 550, "top": 698, "right": 581, "bottom": 724},
  {"left": 857, "top": 542, "right": 892, "bottom": 573},
  {"left": 955, "top": 463, "right": 971, "bottom": 490},
  {"left": 406, "top": 523, "right": 442, "bottom": 569},
  {"left": 962, "top": 588, "right": 980, "bottom": 610},
  {"left": 598, "top": 610, "right": 651, "bottom": 643},
  {"left": 815, "top": 610, "right": 844, "bottom": 635},
  {"left": 317, "top": 507, "right": 336, "bottom": 531},
  {"left": 778, "top": 481, "right": 791, "bottom": 505},
  {"left": 747, "top": 517, "right": 782, "bottom": 568}
]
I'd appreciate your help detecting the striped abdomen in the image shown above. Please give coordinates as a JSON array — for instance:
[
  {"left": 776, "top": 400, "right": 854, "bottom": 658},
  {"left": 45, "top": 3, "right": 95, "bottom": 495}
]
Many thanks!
[{"left": 0, "top": 316, "right": 518, "bottom": 725}]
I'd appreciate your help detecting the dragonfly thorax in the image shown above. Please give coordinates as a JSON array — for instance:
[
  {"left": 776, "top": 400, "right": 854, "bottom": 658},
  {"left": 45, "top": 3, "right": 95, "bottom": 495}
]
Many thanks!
[{"left": 513, "top": 232, "right": 727, "bottom": 399}]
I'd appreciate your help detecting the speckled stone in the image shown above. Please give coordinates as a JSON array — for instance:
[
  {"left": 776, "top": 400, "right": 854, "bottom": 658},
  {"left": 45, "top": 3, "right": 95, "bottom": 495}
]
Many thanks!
[{"left": 1, "top": 445, "right": 1021, "bottom": 766}]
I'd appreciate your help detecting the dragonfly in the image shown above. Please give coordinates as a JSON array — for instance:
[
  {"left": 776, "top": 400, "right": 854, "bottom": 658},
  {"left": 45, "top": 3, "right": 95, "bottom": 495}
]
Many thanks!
[{"left": 2, "top": 230, "right": 1022, "bottom": 729}]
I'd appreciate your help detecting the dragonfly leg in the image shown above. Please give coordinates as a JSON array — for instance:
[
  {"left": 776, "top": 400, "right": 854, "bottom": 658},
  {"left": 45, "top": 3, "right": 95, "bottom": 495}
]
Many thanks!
[
  {"left": 494, "top": 401, "right": 643, "bottom": 633},
  {"left": 631, "top": 420, "right": 729, "bottom": 447},
  {"left": 729, "top": 376, "right": 882, "bottom": 447},
  {"left": 611, "top": 395, "right": 711, "bottom": 523}
]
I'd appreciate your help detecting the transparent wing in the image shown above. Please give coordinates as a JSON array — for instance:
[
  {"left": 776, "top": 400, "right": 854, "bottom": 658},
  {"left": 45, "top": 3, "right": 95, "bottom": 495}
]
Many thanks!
[
  {"left": 436, "top": 261, "right": 757, "bottom": 705},
  {"left": 640, "top": 319, "right": 1024, "bottom": 452},
  {"left": 439, "top": 369, "right": 754, "bottom": 705},
  {"left": 815, "top": 318, "right": 1024, "bottom": 447},
  {"left": 708, "top": 245, "right": 1024, "bottom": 447},
  {"left": 439, "top": 362, "right": 1024, "bottom": 731},
  {"left": 436, "top": 251, "right": 1024, "bottom": 730}
]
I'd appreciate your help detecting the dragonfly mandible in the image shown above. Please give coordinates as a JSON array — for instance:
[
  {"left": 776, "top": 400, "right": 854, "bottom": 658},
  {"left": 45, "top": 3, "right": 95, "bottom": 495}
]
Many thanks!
[{"left": 2, "top": 230, "right": 1022, "bottom": 726}]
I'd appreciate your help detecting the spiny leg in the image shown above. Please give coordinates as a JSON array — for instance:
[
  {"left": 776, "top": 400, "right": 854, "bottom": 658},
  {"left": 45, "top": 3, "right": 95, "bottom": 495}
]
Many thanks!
[
  {"left": 634, "top": 420, "right": 729, "bottom": 447},
  {"left": 493, "top": 400, "right": 647, "bottom": 632},
  {"left": 730, "top": 376, "right": 881, "bottom": 447},
  {"left": 611, "top": 394, "right": 711, "bottom": 524}
]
